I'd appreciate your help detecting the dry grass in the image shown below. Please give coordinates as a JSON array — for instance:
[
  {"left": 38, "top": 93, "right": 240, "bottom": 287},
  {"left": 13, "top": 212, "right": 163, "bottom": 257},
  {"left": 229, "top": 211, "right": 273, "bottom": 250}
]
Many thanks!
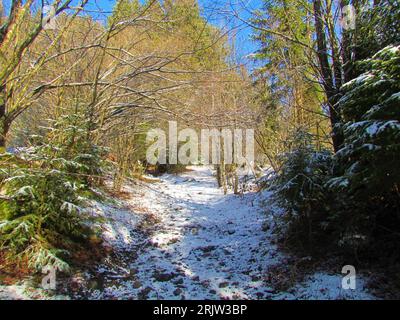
[
  {"left": 0, "top": 252, "right": 32, "bottom": 285},
  {"left": 137, "top": 175, "right": 160, "bottom": 184},
  {"left": 264, "top": 256, "right": 319, "bottom": 291}
]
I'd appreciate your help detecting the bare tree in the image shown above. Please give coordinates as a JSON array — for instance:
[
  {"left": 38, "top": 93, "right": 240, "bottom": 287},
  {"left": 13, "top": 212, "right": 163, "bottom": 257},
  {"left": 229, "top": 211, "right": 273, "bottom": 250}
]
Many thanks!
[{"left": 0, "top": 0, "right": 89, "bottom": 151}]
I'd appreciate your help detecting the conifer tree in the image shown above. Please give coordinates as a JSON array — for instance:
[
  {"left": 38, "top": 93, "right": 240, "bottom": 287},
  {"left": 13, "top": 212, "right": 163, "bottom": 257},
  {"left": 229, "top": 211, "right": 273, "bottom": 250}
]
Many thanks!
[{"left": 330, "top": 45, "right": 400, "bottom": 199}]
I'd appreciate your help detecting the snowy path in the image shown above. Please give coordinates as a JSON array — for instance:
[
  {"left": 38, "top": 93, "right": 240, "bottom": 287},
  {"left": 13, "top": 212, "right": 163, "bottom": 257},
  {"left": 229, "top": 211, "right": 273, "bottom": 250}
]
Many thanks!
[
  {"left": 126, "top": 167, "right": 277, "bottom": 300},
  {"left": 82, "top": 166, "right": 375, "bottom": 300},
  {"left": 0, "top": 166, "right": 377, "bottom": 299}
]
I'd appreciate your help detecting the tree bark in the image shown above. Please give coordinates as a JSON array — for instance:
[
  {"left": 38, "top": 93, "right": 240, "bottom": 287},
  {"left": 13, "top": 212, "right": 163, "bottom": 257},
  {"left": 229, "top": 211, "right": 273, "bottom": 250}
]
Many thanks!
[
  {"left": 0, "top": 85, "right": 7, "bottom": 151},
  {"left": 233, "top": 168, "right": 239, "bottom": 195},
  {"left": 313, "top": 0, "right": 344, "bottom": 152},
  {"left": 0, "top": 111, "right": 8, "bottom": 152},
  {"left": 221, "top": 163, "right": 227, "bottom": 195},
  {"left": 340, "top": 0, "right": 357, "bottom": 83},
  {"left": 0, "top": 1, "right": 84, "bottom": 151}
]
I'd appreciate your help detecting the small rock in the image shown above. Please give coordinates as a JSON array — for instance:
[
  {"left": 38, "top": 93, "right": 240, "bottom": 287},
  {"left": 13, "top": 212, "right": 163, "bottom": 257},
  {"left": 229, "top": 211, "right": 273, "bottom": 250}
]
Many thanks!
[
  {"left": 262, "top": 221, "right": 270, "bottom": 232},
  {"left": 167, "top": 238, "right": 179, "bottom": 245},
  {"left": 133, "top": 281, "right": 142, "bottom": 289},
  {"left": 219, "top": 282, "right": 229, "bottom": 289},
  {"left": 200, "top": 246, "right": 217, "bottom": 253},
  {"left": 251, "top": 275, "right": 261, "bottom": 282},
  {"left": 153, "top": 271, "right": 177, "bottom": 282},
  {"left": 173, "top": 288, "right": 182, "bottom": 296},
  {"left": 138, "top": 287, "right": 153, "bottom": 299},
  {"left": 173, "top": 278, "right": 184, "bottom": 285},
  {"left": 130, "top": 268, "right": 138, "bottom": 276}
]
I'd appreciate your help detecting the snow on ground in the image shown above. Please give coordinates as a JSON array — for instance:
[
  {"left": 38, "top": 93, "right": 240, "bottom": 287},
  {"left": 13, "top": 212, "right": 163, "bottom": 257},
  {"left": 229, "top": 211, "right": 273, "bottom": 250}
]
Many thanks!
[
  {"left": 0, "top": 166, "right": 376, "bottom": 300},
  {"left": 88, "top": 166, "right": 279, "bottom": 300},
  {"left": 282, "top": 273, "right": 374, "bottom": 300},
  {"left": 0, "top": 285, "right": 34, "bottom": 300},
  {"left": 0, "top": 284, "right": 70, "bottom": 300},
  {"left": 80, "top": 166, "right": 376, "bottom": 300}
]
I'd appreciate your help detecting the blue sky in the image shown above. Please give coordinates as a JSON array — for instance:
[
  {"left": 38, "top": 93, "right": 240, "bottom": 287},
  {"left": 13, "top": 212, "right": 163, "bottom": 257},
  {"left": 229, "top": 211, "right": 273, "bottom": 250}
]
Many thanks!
[
  {"left": 84, "top": 0, "right": 264, "bottom": 67},
  {"left": 198, "top": 0, "right": 263, "bottom": 67},
  {"left": 1, "top": 0, "right": 263, "bottom": 68}
]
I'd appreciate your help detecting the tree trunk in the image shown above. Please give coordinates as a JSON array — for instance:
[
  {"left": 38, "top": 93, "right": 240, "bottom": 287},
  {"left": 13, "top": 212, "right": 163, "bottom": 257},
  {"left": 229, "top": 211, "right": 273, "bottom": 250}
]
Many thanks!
[
  {"left": 221, "top": 163, "right": 227, "bottom": 195},
  {"left": 313, "top": 0, "right": 344, "bottom": 152},
  {"left": 0, "top": 117, "right": 8, "bottom": 152},
  {"left": 216, "top": 165, "right": 222, "bottom": 188},
  {"left": 233, "top": 169, "right": 239, "bottom": 195},
  {"left": 0, "top": 85, "right": 7, "bottom": 152},
  {"left": 340, "top": 0, "right": 358, "bottom": 83}
]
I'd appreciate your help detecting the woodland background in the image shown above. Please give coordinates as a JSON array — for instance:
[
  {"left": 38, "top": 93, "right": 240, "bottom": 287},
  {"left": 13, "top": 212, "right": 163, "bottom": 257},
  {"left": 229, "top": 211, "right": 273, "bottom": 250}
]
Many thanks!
[{"left": 0, "top": 0, "right": 399, "bottom": 296}]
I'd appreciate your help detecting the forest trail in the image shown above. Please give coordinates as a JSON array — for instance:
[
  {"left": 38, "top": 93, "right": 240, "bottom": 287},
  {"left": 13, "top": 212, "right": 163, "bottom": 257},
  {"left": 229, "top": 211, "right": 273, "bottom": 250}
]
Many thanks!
[
  {"left": 80, "top": 166, "right": 374, "bottom": 300},
  {"left": 88, "top": 166, "right": 275, "bottom": 299},
  {"left": 0, "top": 166, "right": 376, "bottom": 300}
]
